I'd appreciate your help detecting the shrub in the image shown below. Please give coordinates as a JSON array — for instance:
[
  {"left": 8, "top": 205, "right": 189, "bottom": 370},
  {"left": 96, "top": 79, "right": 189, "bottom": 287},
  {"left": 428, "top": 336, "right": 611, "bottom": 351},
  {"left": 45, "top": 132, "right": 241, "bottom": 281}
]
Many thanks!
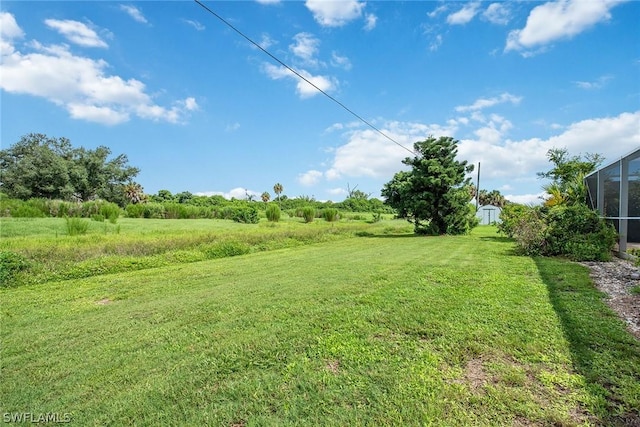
[
  {"left": 501, "top": 204, "right": 617, "bottom": 261},
  {"left": 99, "top": 202, "right": 121, "bottom": 223},
  {"left": 498, "top": 203, "right": 532, "bottom": 237},
  {"left": 65, "top": 216, "right": 89, "bottom": 236},
  {"left": 545, "top": 204, "right": 616, "bottom": 261},
  {"left": 510, "top": 207, "right": 548, "bottom": 256},
  {"left": 265, "top": 204, "right": 281, "bottom": 222},
  {"left": 47, "top": 200, "right": 79, "bottom": 217},
  {"left": 232, "top": 206, "right": 259, "bottom": 224},
  {"left": 322, "top": 208, "right": 339, "bottom": 222},
  {"left": 219, "top": 207, "right": 235, "bottom": 220},
  {"left": 0, "top": 198, "right": 47, "bottom": 218},
  {"left": 0, "top": 251, "right": 29, "bottom": 286},
  {"left": 91, "top": 214, "right": 105, "bottom": 222},
  {"left": 302, "top": 206, "right": 316, "bottom": 223},
  {"left": 142, "top": 203, "right": 166, "bottom": 219},
  {"left": 125, "top": 203, "right": 145, "bottom": 218}
]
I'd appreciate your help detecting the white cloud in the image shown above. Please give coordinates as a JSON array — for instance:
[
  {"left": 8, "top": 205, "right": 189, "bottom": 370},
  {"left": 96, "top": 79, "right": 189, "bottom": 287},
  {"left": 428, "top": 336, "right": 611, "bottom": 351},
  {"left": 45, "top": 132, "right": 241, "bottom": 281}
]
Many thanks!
[
  {"left": 183, "top": 97, "right": 199, "bottom": 111},
  {"left": 457, "top": 111, "right": 640, "bottom": 181},
  {"left": 428, "top": 5, "right": 448, "bottom": 19},
  {"left": 482, "top": 3, "right": 511, "bottom": 25},
  {"left": 574, "top": 74, "right": 613, "bottom": 90},
  {"left": 259, "top": 33, "right": 275, "bottom": 50},
  {"left": 325, "top": 120, "right": 458, "bottom": 180},
  {"left": 67, "top": 103, "right": 128, "bottom": 125},
  {"left": 455, "top": 93, "right": 522, "bottom": 113},
  {"left": 196, "top": 188, "right": 260, "bottom": 200},
  {"left": 120, "top": 5, "right": 148, "bottom": 24},
  {"left": 331, "top": 51, "right": 351, "bottom": 70},
  {"left": 290, "top": 32, "right": 320, "bottom": 65},
  {"left": 305, "top": 0, "right": 365, "bottom": 27},
  {"left": 1, "top": 12, "right": 24, "bottom": 55},
  {"left": 364, "top": 13, "right": 377, "bottom": 31},
  {"left": 328, "top": 187, "right": 348, "bottom": 196},
  {"left": 505, "top": 193, "right": 545, "bottom": 205},
  {"left": 505, "top": 0, "right": 623, "bottom": 54},
  {"left": 298, "top": 170, "right": 323, "bottom": 186},
  {"left": 262, "top": 63, "right": 336, "bottom": 98},
  {"left": 429, "top": 34, "right": 443, "bottom": 52},
  {"left": 1, "top": 12, "right": 24, "bottom": 39},
  {"left": 184, "top": 19, "right": 205, "bottom": 31},
  {"left": 44, "top": 19, "right": 108, "bottom": 48},
  {"left": 0, "top": 13, "right": 196, "bottom": 125},
  {"left": 315, "top": 109, "right": 638, "bottom": 203},
  {"left": 447, "top": 2, "right": 481, "bottom": 25}
]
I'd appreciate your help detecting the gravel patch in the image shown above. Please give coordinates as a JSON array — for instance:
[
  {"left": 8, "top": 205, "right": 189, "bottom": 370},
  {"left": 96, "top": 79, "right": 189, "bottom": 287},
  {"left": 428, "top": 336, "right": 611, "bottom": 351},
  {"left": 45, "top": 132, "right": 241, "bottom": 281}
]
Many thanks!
[{"left": 581, "top": 257, "right": 640, "bottom": 340}]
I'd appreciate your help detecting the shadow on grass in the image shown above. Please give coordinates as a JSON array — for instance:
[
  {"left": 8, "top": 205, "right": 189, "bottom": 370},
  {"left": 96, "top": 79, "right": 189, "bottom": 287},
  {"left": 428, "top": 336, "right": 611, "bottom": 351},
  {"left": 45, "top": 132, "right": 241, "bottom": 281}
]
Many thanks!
[
  {"left": 534, "top": 256, "right": 640, "bottom": 425},
  {"left": 479, "top": 236, "right": 514, "bottom": 244},
  {"left": 354, "top": 231, "right": 419, "bottom": 238}
]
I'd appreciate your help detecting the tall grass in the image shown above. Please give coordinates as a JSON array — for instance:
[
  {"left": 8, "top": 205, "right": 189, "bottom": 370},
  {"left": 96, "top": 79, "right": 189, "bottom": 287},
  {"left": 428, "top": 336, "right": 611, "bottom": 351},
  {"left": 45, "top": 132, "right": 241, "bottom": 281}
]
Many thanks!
[
  {"left": 265, "top": 203, "right": 281, "bottom": 222},
  {"left": 302, "top": 206, "right": 316, "bottom": 223},
  {"left": 65, "top": 216, "right": 89, "bottom": 236},
  {"left": 0, "top": 218, "right": 411, "bottom": 287}
]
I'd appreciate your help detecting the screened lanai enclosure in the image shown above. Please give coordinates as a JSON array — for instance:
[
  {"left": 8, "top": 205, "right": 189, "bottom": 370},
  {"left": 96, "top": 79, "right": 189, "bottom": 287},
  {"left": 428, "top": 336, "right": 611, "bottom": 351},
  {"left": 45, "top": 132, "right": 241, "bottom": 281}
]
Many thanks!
[{"left": 585, "top": 147, "right": 640, "bottom": 254}]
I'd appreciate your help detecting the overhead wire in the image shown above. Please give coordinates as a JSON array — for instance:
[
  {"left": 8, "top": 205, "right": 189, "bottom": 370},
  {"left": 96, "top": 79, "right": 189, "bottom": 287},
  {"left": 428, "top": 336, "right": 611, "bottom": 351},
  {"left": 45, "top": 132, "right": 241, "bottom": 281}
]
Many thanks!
[{"left": 194, "top": 0, "right": 417, "bottom": 156}]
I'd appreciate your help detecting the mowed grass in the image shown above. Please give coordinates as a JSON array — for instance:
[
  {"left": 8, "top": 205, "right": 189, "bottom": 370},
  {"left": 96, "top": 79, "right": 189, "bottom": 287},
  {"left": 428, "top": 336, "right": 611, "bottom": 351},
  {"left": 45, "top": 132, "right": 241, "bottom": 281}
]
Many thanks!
[{"left": 2, "top": 225, "right": 639, "bottom": 425}]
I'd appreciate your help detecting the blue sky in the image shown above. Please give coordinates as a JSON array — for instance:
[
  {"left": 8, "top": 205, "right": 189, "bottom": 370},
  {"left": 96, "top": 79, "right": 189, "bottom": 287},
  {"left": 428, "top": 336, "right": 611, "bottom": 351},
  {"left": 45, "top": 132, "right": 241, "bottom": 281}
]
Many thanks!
[{"left": 1, "top": 1, "right": 638, "bottom": 203}]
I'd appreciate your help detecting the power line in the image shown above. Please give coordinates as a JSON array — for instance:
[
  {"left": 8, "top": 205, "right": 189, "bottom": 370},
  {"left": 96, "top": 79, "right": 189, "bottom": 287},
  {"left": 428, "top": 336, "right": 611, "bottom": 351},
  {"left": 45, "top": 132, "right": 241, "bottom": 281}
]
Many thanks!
[{"left": 193, "top": 0, "right": 416, "bottom": 156}]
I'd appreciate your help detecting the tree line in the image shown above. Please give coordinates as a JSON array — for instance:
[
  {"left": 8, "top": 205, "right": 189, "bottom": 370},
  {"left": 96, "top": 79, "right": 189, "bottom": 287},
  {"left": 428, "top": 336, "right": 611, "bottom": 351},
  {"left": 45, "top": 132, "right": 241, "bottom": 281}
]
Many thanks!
[{"left": 0, "top": 134, "right": 139, "bottom": 207}]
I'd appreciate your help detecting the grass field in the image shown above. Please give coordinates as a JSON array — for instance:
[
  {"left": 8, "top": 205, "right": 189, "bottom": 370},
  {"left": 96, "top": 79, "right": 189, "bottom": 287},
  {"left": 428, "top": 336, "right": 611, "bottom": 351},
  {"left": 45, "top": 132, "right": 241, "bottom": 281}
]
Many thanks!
[{"left": 1, "top": 219, "right": 639, "bottom": 426}]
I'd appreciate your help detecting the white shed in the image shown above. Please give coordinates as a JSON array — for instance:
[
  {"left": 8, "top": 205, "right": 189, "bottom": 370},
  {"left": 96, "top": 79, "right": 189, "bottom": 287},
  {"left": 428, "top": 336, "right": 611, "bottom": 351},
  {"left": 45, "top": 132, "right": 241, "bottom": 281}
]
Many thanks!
[{"left": 476, "top": 205, "right": 502, "bottom": 225}]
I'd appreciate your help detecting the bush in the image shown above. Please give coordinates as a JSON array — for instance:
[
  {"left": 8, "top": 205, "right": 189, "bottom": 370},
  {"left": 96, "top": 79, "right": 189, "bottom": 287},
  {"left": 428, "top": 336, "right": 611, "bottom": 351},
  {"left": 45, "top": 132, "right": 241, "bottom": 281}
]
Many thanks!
[
  {"left": 0, "top": 251, "right": 29, "bottom": 286},
  {"left": 99, "top": 202, "right": 121, "bottom": 223},
  {"left": 0, "top": 198, "right": 47, "bottom": 217},
  {"left": 511, "top": 207, "right": 548, "bottom": 256},
  {"left": 142, "top": 203, "right": 166, "bottom": 219},
  {"left": 545, "top": 204, "right": 616, "bottom": 261},
  {"left": 265, "top": 204, "right": 281, "bottom": 222},
  {"left": 302, "top": 206, "right": 316, "bottom": 223},
  {"left": 91, "top": 214, "right": 105, "bottom": 222},
  {"left": 321, "top": 208, "right": 339, "bottom": 222},
  {"left": 125, "top": 203, "right": 145, "bottom": 218},
  {"left": 501, "top": 204, "right": 616, "bottom": 261},
  {"left": 498, "top": 203, "right": 531, "bottom": 237},
  {"left": 65, "top": 216, "right": 89, "bottom": 236},
  {"left": 232, "top": 206, "right": 259, "bottom": 224}
]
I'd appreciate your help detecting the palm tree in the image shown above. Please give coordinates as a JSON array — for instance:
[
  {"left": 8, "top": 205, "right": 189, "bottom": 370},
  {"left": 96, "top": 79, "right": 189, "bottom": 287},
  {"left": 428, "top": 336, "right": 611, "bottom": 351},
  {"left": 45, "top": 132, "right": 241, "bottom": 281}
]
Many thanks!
[
  {"left": 261, "top": 191, "right": 271, "bottom": 203},
  {"left": 543, "top": 183, "right": 566, "bottom": 207},
  {"left": 273, "top": 183, "right": 283, "bottom": 207},
  {"left": 123, "top": 182, "right": 146, "bottom": 204}
]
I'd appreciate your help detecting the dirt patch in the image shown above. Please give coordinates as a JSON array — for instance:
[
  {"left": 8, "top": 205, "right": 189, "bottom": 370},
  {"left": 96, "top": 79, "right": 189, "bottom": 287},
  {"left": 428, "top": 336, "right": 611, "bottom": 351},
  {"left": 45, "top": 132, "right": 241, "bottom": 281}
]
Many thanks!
[
  {"left": 325, "top": 359, "right": 340, "bottom": 374},
  {"left": 464, "top": 358, "right": 488, "bottom": 392},
  {"left": 95, "top": 298, "right": 112, "bottom": 305},
  {"left": 581, "top": 257, "right": 640, "bottom": 340}
]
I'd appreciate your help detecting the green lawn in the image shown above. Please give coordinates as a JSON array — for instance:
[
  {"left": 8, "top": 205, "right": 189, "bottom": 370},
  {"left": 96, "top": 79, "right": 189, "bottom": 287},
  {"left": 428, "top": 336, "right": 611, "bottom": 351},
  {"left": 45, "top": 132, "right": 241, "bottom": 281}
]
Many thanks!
[{"left": 1, "top": 224, "right": 639, "bottom": 426}]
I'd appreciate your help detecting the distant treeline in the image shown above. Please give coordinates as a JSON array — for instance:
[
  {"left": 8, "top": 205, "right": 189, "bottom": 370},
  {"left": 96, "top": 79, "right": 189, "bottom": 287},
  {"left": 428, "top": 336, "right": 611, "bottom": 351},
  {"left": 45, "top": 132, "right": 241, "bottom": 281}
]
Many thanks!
[{"left": 0, "top": 192, "right": 393, "bottom": 223}]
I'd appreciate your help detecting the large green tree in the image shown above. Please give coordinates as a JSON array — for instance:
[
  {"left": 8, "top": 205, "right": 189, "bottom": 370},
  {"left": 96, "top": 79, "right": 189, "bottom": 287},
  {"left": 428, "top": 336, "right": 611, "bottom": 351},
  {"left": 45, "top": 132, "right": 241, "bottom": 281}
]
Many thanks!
[
  {"left": 0, "top": 133, "right": 140, "bottom": 205},
  {"left": 381, "top": 136, "right": 476, "bottom": 235}
]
